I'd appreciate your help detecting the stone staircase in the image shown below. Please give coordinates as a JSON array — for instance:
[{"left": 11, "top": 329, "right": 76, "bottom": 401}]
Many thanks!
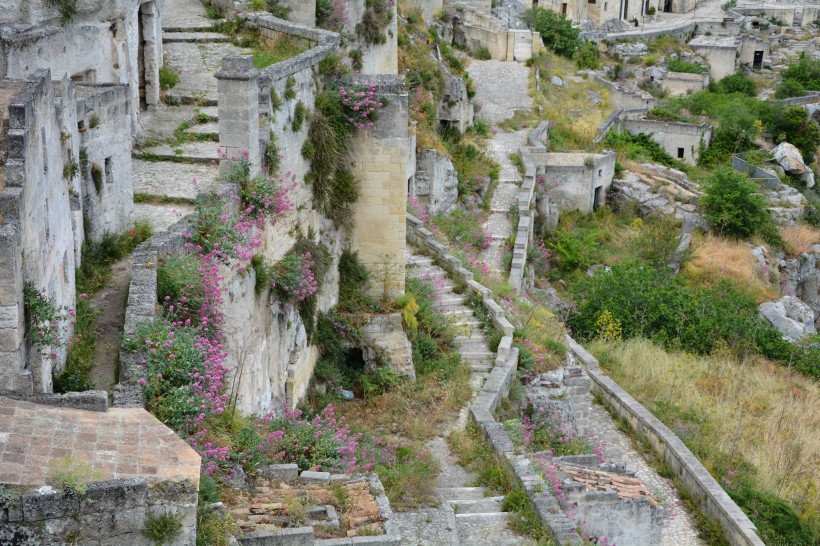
[
  {"left": 396, "top": 251, "right": 535, "bottom": 545},
  {"left": 131, "top": 0, "right": 239, "bottom": 232}
]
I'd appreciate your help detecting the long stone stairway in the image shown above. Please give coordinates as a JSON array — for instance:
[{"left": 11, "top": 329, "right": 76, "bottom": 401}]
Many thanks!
[{"left": 394, "top": 251, "right": 535, "bottom": 546}]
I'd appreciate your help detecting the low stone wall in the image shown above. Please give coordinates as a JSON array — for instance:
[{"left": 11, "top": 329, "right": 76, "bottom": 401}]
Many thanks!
[
  {"left": 0, "top": 477, "right": 198, "bottom": 546},
  {"left": 508, "top": 121, "right": 549, "bottom": 291},
  {"left": 565, "top": 337, "right": 766, "bottom": 546},
  {"left": 732, "top": 154, "right": 780, "bottom": 189},
  {"left": 622, "top": 118, "right": 712, "bottom": 166},
  {"left": 775, "top": 91, "right": 820, "bottom": 106},
  {"left": 595, "top": 76, "right": 656, "bottom": 111}
]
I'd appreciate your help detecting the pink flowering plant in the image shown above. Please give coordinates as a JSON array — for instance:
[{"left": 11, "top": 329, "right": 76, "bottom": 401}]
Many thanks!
[
  {"left": 269, "top": 252, "right": 319, "bottom": 303},
  {"left": 23, "top": 282, "right": 68, "bottom": 354},
  {"left": 338, "top": 84, "right": 386, "bottom": 131}
]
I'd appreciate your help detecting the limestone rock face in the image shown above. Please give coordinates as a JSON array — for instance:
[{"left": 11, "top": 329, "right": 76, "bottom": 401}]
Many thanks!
[
  {"left": 413, "top": 149, "right": 459, "bottom": 216},
  {"left": 759, "top": 296, "right": 817, "bottom": 341},
  {"left": 779, "top": 245, "right": 820, "bottom": 327},
  {"left": 772, "top": 142, "right": 815, "bottom": 188},
  {"left": 361, "top": 313, "right": 415, "bottom": 381}
]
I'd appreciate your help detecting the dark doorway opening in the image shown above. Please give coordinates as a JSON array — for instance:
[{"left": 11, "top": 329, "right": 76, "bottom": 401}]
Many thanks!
[
  {"left": 593, "top": 186, "right": 603, "bottom": 210},
  {"left": 753, "top": 50, "right": 764, "bottom": 70}
]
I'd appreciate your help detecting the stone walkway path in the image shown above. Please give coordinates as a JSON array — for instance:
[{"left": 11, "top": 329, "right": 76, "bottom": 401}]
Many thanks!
[
  {"left": 88, "top": 256, "right": 133, "bottom": 391},
  {"left": 467, "top": 60, "right": 532, "bottom": 275},
  {"left": 394, "top": 251, "right": 535, "bottom": 546}
]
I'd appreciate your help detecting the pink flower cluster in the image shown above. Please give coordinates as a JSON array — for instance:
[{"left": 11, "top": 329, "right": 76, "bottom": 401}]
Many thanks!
[
  {"left": 270, "top": 252, "right": 319, "bottom": 303},
  {"left": 339, "top": 85, "right": 383, "bottom": 131},
  {"left": 321, "top": 0, "right": 349, "bottom": 31}
]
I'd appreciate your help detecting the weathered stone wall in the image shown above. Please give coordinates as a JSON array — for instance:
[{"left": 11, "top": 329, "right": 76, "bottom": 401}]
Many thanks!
[
  {"left": 0, "top": 71, "right": 78, "bottom": 394},
  {"left": 543, "top": 152, "right": 616, "bottom": 222},
  {"left": 343, "top": 0, "right": 399, "bottom": 74},
  {"left": 75, "top": 84, "right": 136, "bottom": 242},
  {"left": 622, "top": 119, "right": 712, "bottom": 165},
  {"left": 348, "top": 75, "right": 411, "bottom": 300},
  {"left": 660, "top": 71, "right": 709, "bottom": 96},
  {"left": 738, "top": 35, "right": 769, "bottom": 68},
  {"left": 400, "top": 0, "right": 443, "bottom": 19},
  {"left": 0, "top": 477, "right": 198, "bottom": 546},
  {"left": 596, "top": 76, "right": 656, "bottom": 110},
  {"left": 689, "top": 38, "right": 738, "bottom": 81},
  {"left": 0, "top": 0, "right": 163, "bottom": 136},
  {"left": 454, "top": 6, "right": 539, "bottom": 61}
]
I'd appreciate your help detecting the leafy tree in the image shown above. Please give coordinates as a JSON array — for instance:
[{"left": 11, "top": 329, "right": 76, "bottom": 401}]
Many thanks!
[
  {"left": 780, "top": 52, "right": 820, "bottom": 91},
  {"left": 524, "top": 7, "right": 581, "bottom": 58},
  {"left": 710, "top": 72, "right": 756, "bottom": 96},
  {"left": 768, "top": 105, "right": 820, "bottom": 163},
  {"left": 700, "top": 168, "right": 767, "bottom": 238}
]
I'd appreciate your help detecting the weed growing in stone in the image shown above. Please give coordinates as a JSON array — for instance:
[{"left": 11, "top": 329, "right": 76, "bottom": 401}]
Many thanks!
[
  {"left": 143, "top": 512, "right": 183, "bottom": 546},
  {"left": 47, "top": 455, "right": 102, "bottom": 495}
]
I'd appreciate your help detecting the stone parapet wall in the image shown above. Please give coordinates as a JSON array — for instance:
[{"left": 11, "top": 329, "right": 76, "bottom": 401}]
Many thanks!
[
  {"left": 622, "top": 118, "right": 712, "bottom": 165},
  {"left": 508, "top": 121, "right": 549, "bottom": 291},
  {"left": 565, "top": 336, "right": 766, "bottom": 546},
  {"left": 0, "top": 477, "right": 198, "bottom": 546}
]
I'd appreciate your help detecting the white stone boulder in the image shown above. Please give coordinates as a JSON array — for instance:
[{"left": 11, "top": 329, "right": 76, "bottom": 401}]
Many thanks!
[
  {"left": 759, "top": 296, "right": 817, "bottom": 341},
  {"left": 550, "top": 75, "right": 568, "bottom": 88},
  {"left": 413, "top": 149, "right": 459, "bottom": 216},
  {"left": 361, "top": 313, "right": 415, "bottom": 381},
  {"left": 772, "top": 142, "right": 815, "bottom": 188}
]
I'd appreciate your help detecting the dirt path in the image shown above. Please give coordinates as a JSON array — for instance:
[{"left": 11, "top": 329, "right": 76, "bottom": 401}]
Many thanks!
[{"left": 88, "top": 256, "right": 133, "bottom": 391}]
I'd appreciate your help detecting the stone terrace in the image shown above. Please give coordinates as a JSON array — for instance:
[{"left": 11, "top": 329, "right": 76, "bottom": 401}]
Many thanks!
[{"left": 0, "top": 397, "right": 200, "bottom": 487}]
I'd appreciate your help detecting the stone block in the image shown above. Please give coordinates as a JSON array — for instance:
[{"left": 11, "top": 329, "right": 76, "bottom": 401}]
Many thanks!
[
  {"left": 258, "top": 464, "right": 299, "bottom": 482},
  {"left": 0, "top": 328, "right": 22, "bottom": 353},
  {"left": 299, "top": 471, "right": 330, "bottom": 484},
  {"left": 81, "top": 479, "right": 147, "bottom": 515},
  {"left": 239, "top": 526, "right": 315, "bottom": 546},
  {"left": 111, "top": 506, "right": 148, "bottom": 534},
  {"left": 21, "top": 491, "right": 80, "bottom": 521}
]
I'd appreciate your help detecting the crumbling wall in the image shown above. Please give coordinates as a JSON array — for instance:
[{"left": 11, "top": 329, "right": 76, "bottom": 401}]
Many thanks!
[
  {"left": 75, "top": 84, "right": 135, "bottom": 242},
  {"left": 0, "top": 0, "right": 163, "bottom": 135},
  {"left": 660, "top": 71, "right": 708, "bottom": 96},
  {"left": 622, "top": 119, "right": 712, "bottom": 165},
  {"left": 0, "top": 71, "right": 77, "bottom": 394}
]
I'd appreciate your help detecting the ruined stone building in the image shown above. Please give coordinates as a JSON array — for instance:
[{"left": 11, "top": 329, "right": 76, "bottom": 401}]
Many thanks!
[{"left": 0, "top": 1, "right": 154, "bottom": 394}]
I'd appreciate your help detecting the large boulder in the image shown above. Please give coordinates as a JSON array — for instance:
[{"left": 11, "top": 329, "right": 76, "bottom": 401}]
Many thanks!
[
  {"left": 759, "top": 296, "right": 817, "bottom": 341},
  {"left": 361, "top": 313, "right": 415, "bottom": 381},
  {"left": 772, "top": 142, "right": 815, "bottom": 188},
  {"left": 779, "top": 245, "right": 820, "bottom": 327},
  {"left": 413, "top": 149, "right": 459, "bottom": 216}
]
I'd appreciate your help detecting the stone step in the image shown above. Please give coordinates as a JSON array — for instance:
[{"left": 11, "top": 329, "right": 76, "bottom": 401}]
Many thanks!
[
  {"left": 162, "top": 93, "right": 218, "bottom": 107},
  {"left": 448, "top": 497, "right": 505, "bottom": 515},
  {"left": 163, "top": 22, "right": 222, "bottom": 32},
  {"left": 469, "top": 363, "right": 494, "bottom": 373},
  {"left": 133, "top": 141, "right": 219, "bottom": 163},
  {"left": 436, "top": 487, "right": 489, "bottom": 501},
  {"left": 162, "top": 31, "right": 230, "bottom": 43},
  {"left": 454, "top": 333, "right": 488, "bottom": 342},
  {"left": 456, "top": 511, "right": 530, "bottom": 546},
  {"left": 408, "top": 268, "right": 446, "bottom": 280},
  {"left": 461, "top": 351, "right": 495, "bottom": 361},
  {"left": 198, "top": 106, "right": 219, "bottom": 121},
  {"left": 452, "top": 319, "right": 483, "bottom": 327},
  {"left": 454, "top": 511, "right": 510, "bottom": 522},
  {"left": 407, "top": 256, "right": 434, "bottom": 266}
]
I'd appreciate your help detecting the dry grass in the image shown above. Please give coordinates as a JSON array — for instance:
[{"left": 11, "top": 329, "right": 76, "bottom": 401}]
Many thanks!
[
  {"left": 780, "top": 224, "right": 820, "bottom": 258},
  {"left": 683, "top": 234, "right": 780, "bottom": 303},
  {"left": 592, "top": 338, "right": 820, "bottom": 521}
]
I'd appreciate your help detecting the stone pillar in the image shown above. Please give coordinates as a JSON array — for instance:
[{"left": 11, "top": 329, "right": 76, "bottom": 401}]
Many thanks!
[
  {"left": 348, "top": 76, "right": 410, "bottom": 300},
  {"left": 140, "top": 1, "right": 162, "bottom": 109},
  {"left": 0, "top": 223, "right": 32, "bottom": 395},
  {"left": 216, "top": 56, "right": 261, "bottom": 175}
]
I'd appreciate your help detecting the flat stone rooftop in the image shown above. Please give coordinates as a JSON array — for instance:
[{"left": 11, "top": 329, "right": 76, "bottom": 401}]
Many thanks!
[
  {"left": 544, "top": 152, "right": 607, "bottom": 167},
  {"left": 0, "top": 397, "right": 200, "bottom": 489}
]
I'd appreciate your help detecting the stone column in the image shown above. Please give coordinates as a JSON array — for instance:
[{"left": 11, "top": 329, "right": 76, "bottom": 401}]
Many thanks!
[{"left": 216, "top": 56, "right": 261, "bottom": 175}]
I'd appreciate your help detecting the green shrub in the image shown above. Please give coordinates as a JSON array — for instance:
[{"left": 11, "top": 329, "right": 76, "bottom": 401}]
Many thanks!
[
  {"left": 143, "top": 512, "right": 182, "bottom": 546},
  {"left": 432, "top": 209, "right": 490, "bottom": 252},
  {"left": 776, "top": 78, "right": 806, "bottom": 99},
  {"left": 667, "top": 58, "right": 708, "bottom": 74},
  {"left": 53, "top": 299, "right": 97, "bottom": 393},
  {"left": 159, "top": 65, "right": 179, "bottom": 90},
  {"left": 158, "top": 253, "right": 205, "bottom": 316},
  {"left": 574, "top": 41, "right": 600, "bottom": 70},
  {"left": 473, "top": 46, "right": 492, "bottom": 60},
  {"left": 524, "top": 7, "right": 581, "bottom": 58},
  {"left": 710, "top": 72, "right": 757, "bottom": 96},
  {"left": 701, "top": 168, "right": 767, "bottom": 239},
  {"left": 728, "top": 486, "right": 815, "bottom": 546},
  {"left": 779, "top": 52, "right": 820, "bottom": 92},
  {"left": 291, "top": 100, "right": 306, "bottom": 132},
  {"left": 357, "top": 0, "right": 393, "bottom": 45},
  {"left": 603, "top": 131, "right": 687, "bottom": 170},
  {"left": 338, "top": 248, "right": 375, "bottom": 312}
]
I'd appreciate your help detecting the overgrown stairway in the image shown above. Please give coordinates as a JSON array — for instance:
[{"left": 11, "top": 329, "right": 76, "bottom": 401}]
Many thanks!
[
  {"left": 132, "top": 0, "right": 243, "bottom": 232},
  {"left": 394, "top": 251, "right": 535, "bottom": 545}
]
